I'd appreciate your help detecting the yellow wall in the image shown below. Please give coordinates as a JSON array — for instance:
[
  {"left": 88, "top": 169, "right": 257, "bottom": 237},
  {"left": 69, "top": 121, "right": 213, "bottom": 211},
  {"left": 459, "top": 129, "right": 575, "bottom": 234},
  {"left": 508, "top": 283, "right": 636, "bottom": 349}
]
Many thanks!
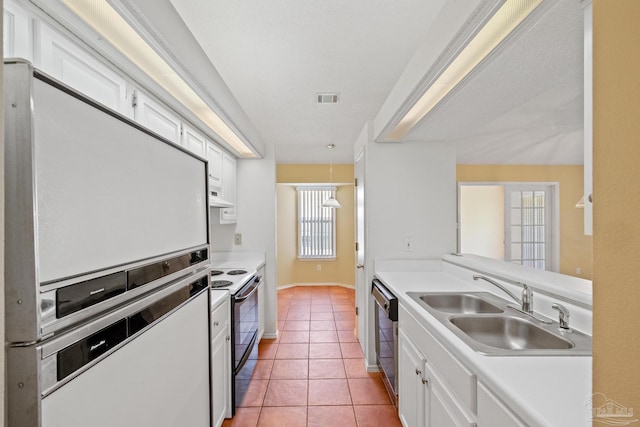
[
  {"left": 277, "top": 164, "right": 355, "bottom": 287},
  {"left": 593, "top": 0, "right": 640, "bottom": 413},
  {"left": 457, "top": 165, "right": 593, "bottom": 279}
]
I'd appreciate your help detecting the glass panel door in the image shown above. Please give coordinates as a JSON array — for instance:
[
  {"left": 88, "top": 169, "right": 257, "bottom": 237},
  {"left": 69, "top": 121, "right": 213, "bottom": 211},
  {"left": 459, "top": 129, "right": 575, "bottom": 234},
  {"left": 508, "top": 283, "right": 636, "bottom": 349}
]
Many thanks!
[{"left": 505, "top": 185, "right": 552, "bottom": 270}]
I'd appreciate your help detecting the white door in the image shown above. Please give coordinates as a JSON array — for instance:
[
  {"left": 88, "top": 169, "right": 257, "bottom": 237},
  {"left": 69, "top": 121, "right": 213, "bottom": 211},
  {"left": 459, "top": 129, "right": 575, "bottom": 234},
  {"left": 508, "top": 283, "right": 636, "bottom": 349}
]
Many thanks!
[
  {"left": 504, "top": 185, "right": 555, "bottom": 271},
  {"left": 354, "top": 149, "right": 366, "bottom": 347}
]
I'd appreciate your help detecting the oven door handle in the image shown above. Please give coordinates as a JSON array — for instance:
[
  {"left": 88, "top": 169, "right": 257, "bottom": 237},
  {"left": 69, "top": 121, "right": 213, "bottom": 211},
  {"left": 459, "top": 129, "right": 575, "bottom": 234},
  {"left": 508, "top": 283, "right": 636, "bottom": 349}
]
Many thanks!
[
  {"left": 234, "top": 277, "right": 260, "bottom": 302},
  {"left": 233, "top": 332, "right": 258, "bottom": 376}
]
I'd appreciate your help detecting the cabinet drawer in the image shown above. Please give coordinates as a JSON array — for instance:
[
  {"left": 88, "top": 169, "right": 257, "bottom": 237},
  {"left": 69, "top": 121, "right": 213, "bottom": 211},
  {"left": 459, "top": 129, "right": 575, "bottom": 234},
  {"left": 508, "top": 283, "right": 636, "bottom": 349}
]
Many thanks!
[
  {"left": 400, "top": 304, "right": 477, "bottom": 413},
  {"left": 211, "top": 295, "right": 229, "bottom": 335},
  {"left": 477, "top": 382, "right": 526, "bottom": 426}
]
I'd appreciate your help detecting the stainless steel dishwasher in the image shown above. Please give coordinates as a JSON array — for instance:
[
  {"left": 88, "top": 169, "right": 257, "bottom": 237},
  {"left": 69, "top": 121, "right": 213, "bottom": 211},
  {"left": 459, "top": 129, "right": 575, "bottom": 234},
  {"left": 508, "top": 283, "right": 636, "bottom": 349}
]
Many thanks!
[{"left": 371, "top": 279, "right": 399, "bottom": 406}]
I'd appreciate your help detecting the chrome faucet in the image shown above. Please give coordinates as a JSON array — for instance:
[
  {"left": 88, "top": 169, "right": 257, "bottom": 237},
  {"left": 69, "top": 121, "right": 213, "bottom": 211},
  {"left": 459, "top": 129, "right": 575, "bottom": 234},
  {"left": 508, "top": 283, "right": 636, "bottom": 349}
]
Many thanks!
[
  {"left": 521, "top": 285, "right": 534, "bottom": 314},
  {"left": 472, "top": 274, "right": 551, "bottom": 323},
  {"left": 473, "top": 274, "right": 525, "bottom": 308},
  {"left": 552, "top": 303, "right": 571, "bottom": 332}
]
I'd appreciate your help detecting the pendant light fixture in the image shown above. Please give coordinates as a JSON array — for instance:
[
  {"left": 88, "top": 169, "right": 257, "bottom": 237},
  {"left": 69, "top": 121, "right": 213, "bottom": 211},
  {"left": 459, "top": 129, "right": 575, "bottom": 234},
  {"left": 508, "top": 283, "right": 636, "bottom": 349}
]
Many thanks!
[{"left": 322, "top": 144, "right": 341, "bottom": 209}]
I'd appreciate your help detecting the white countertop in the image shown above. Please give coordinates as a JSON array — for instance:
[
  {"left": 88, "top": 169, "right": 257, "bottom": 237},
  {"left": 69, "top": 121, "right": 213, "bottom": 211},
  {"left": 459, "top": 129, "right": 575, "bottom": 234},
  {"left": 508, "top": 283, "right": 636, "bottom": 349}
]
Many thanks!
[
  {"left": 375, "top": 268, "right": 592, "bottom": 427},
  {"left": 209, "top": 288, "right": 229, "bottom": 310}
]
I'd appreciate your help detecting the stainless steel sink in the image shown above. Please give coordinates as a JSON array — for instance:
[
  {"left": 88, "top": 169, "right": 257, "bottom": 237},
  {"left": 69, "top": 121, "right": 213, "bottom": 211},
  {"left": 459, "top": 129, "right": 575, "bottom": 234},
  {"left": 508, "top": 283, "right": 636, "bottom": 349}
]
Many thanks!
[
  {"left": 407, "top": 291, "right": 592, "bottom": 356},
  {"left": 417, "top": 293, "right": 503, "bottom": 314},
  {"left": 449, "top": 315, "right": 573, "bottom": 351}
]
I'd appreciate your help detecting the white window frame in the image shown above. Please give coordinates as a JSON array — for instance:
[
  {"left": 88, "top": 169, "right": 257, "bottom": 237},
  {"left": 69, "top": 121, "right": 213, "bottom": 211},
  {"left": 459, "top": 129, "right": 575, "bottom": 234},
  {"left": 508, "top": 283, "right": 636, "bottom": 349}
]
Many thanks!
[{"left": 297, "top": 186, "right": 337, "bottom": 260}]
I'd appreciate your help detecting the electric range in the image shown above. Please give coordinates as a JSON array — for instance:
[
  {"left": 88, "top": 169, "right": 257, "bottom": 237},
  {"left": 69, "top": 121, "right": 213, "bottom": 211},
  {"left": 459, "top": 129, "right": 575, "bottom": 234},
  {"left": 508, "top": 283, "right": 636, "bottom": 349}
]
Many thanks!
[
  {"left": 209, "top": 266, "right": 261, "bottom": 415},
  {"left": 209, "top": 268, "right": 257, "bottom": 294}
]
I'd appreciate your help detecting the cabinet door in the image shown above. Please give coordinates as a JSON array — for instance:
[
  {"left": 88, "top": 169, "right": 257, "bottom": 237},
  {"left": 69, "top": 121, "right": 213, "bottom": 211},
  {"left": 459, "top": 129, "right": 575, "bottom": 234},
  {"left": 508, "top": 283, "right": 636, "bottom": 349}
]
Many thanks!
[
  {"left": 4, "top": 0, "right": 32, "bottom": 60},
  {"left": 134, "top": 91, "right": 181, "bottom": 143},
  {"left": 398, "top": 329, "right": 426, "bottom": 427},
  {"left": 426, "top": 364, "right": 475, "bottom": 427},
  {"left": 211, "top": 326, "right": 230, "bottom": 427},
  {"left": 182, "top": 123, "right": 207, "bottom": 157},
  {"left": 477, "top": 382, "right": 526, "bottom": 427},
  {"left": 35, "top": 22, "right": 131, "bottom": 117},
  {"left": 220, "top": 152, "right": 237, "bottom": 223},
  {"left": 206, "top": 141, "right": 224, "bottom": 188}
]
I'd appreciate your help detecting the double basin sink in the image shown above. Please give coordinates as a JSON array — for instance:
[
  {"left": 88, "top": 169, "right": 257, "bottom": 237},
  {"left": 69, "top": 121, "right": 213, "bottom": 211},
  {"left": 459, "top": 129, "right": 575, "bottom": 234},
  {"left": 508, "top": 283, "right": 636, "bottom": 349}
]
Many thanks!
[{"left": 407, "top": 292, "right": 592, "bottom": 356}]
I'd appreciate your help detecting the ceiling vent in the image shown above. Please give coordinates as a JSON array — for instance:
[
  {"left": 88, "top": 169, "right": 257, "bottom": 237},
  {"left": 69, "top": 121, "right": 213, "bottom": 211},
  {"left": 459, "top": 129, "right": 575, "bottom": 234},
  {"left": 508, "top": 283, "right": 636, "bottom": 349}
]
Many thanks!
[{"left": 316, "top": 93, "right": 339, "bottom": 104}]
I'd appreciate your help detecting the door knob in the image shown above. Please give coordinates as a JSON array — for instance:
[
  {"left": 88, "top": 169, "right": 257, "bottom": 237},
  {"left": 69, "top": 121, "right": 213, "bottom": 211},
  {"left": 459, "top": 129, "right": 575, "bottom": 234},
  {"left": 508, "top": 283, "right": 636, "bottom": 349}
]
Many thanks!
[{"left": 356, "top": 264, "right": 364, "bottom": 269}]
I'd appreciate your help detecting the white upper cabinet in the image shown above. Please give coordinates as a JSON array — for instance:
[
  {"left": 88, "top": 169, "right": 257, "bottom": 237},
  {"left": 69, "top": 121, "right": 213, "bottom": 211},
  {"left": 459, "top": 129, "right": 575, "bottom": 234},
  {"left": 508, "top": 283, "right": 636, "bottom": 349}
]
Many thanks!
[
  {"left": 206, "top": 141, "right": 224, "bottom": 188},
  {"left": 134, "top": 90, "right": 181, "bottom": 144},
  {"left": 4, "top": 0, "right": 31, "bottom": 60},
  {"left": 34, "top": 22, "right": 131, "bottom": 117},
  {"left": 181, "top": 123, "right": 207, "bottom": 158},
  {"left": 220, "top": 152, "right": 237, "bottom": 223}
]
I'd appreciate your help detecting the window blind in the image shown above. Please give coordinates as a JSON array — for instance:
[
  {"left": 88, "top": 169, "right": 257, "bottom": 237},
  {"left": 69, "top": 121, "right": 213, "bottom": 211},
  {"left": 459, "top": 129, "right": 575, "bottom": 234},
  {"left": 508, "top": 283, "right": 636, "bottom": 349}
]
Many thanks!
[{"left": 297, "top": 186, "right": 336, "bottom": 259}]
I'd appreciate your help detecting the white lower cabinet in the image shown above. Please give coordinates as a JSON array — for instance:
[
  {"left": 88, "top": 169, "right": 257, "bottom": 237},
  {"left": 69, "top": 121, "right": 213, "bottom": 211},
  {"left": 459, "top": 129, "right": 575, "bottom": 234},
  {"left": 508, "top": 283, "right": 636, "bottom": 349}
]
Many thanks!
[
  {"left": 210, "top": 295, "right": 231, "bottom": 427},
  {"left": 400, "top": 304, "right": 477, "bottom": 427},
  {"left": 398, "top": 329, "right": 427, "bottom": 427},
  {"left": 399, "top": 329, "right": 475, "bottom": 427},
  {"left": 425, "top": 363, "right": 475, "bottom": 427},
  {"left": 477, "top": 382, "right": 526, "bottom": 427}
]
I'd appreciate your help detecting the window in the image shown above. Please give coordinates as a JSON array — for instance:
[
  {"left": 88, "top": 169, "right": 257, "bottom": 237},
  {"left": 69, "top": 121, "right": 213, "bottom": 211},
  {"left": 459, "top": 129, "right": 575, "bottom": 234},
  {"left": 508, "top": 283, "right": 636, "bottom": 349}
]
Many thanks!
[{"left": 297, "top": 186, "right": 336, "bottom": 259}]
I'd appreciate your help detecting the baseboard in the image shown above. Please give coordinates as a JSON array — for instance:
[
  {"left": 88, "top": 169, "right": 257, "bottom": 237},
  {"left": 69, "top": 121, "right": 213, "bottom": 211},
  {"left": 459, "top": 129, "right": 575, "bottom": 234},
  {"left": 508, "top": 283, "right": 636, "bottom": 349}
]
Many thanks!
[{"left": 366, "top": 361, "right": 381, "bottom": 372}]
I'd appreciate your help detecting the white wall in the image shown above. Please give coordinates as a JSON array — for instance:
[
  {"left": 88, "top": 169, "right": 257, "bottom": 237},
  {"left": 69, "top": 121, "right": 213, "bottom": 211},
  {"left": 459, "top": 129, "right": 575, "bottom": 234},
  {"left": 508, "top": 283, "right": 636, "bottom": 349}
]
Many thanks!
[
  {"left": 459, "top": 185, "right": 505, "bottom": 259},
  {"left": 210, "top": 140, "right": 277, "bottom": 337},
  {"left": 366, "top": 141, "right": 456, "bottom": 260},
  {"left": 363, "top": 137, "right": 457, "bottom": 365}
]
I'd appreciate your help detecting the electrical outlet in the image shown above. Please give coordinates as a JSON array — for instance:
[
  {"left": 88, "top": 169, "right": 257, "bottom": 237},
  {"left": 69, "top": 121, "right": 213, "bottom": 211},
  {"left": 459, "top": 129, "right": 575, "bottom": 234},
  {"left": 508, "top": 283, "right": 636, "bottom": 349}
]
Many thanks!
[
  {"left": 576, "top": 267, "right": 581, "bottom": 275},
  {"left": 316, "top": 264, "right": 322, "bottom": 271},
  {"left": 404, "top": 237, "right": 413, "bottom": 252},
  {"left": 234, "top": 233, "right": 242, "bottom": 245}
]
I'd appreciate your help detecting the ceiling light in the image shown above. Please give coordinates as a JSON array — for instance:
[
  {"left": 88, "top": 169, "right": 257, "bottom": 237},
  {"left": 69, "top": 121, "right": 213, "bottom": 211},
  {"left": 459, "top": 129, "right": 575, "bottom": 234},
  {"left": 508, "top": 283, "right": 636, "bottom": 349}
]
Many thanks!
[
  {"left": 322, "top": 196, "right": 341, "bottom": 209},
  {"left": 387, "top": 0, "right": 543, "bottom": 140},
  {"left": 60, "top": 0, "right": 257, "bottom": 157}
]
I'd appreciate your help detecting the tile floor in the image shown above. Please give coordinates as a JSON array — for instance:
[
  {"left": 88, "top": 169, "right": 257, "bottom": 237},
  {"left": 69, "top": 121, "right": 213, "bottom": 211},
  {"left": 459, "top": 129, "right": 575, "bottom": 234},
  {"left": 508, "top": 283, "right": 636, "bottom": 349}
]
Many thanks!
[{"left": 222, "top": 285, "right": 402, "bottom": 427}]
